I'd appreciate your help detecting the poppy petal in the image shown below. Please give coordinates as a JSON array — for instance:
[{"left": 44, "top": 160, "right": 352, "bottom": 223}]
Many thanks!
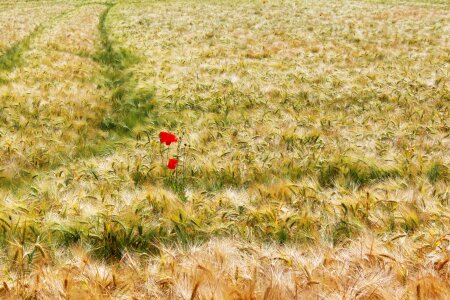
[{"left": 167, "top": 158, "right": 178, "bottom": 169}]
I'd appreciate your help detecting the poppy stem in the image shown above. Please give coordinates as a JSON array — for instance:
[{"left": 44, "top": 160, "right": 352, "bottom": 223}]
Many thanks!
[
  {"left": 175, "top": 130, "right": 185, "bottom": 192},
  {"left": 159, "top": 142, "right": 165, "bottom": 178},
  {"left": 182, "top": 143, "right": 187, "bottom": 188},
  {"left": 159, "top": 143, "right": 162, "bottom": 163},
  {"left": 166, "top": 145, "right": 169, "bottom": 173}
]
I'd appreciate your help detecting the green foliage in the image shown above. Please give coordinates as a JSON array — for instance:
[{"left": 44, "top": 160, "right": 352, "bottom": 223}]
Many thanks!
[
  {"left": 426, "top": 162, "right": 448, "bottom": 183},
  {"left": 331, "top": 220, "right": 361, "bottom": 245},
  {"left": 53, "top": 226, "right": 83, "bottom": 246},
  {"left": 0, "top": 40, "right": 28, "bottom": 71},
  {"left": 94, "top": 46, "right": 139, "bottom": 71},
  {"left": 318, "top": 158, "right": 400, "bottom": 188}
]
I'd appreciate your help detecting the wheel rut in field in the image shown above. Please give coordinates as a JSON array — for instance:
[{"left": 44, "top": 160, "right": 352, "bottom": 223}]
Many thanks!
[
  {"left": 0, "top": 3, "right": 78, "bottom": 73},
  {"left": 0, "top": 1, "right": 155, "bottom": 189},
  {"left": 0, "top": 4, "right": 112, "bottom": 187}
]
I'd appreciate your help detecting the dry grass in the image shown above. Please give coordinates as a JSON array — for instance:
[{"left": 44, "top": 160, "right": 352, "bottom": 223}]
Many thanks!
[{"left": 0, "top": 0, "right": 449, "bottom": 299}]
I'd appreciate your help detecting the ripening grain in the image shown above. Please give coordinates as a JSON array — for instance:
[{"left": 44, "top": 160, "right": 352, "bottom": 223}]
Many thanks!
[
  {"left": 0, "top": 4, "right": 109, "bottom": 181},
  {"left": 0, "top": 0, "right": 448, "bottom": 299},
  {"left": 0, "top": 2, "right": 72, "bottom": 55}
]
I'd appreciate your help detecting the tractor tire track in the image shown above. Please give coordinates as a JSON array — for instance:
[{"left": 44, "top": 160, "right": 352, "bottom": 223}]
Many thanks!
[{"left": 0, "top": 4, "right": 111, "bottom": 187}]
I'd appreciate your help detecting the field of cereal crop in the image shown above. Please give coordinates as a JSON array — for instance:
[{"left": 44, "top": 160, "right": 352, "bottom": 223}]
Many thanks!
[{"left": 0, "top": 0, "right": 449, "bottom": 298}]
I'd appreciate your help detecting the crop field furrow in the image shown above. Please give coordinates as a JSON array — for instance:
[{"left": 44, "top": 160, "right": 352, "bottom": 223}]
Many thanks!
[{"left": 0, "top": 0, "right": 448, "bottom": 299}]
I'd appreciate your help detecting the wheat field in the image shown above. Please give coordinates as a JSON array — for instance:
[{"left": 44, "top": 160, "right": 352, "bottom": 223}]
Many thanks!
[{"left": 0, "top": 0, "right": 449, "bottom": 299}]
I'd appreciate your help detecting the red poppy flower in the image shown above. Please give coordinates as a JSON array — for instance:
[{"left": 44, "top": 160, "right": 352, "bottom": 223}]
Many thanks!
[
  {"left": 167, "top": 158, "right": 178, "bottom": 170},
  {"left": 159, "top": 131, "right": 178, "bottom": 145}
]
